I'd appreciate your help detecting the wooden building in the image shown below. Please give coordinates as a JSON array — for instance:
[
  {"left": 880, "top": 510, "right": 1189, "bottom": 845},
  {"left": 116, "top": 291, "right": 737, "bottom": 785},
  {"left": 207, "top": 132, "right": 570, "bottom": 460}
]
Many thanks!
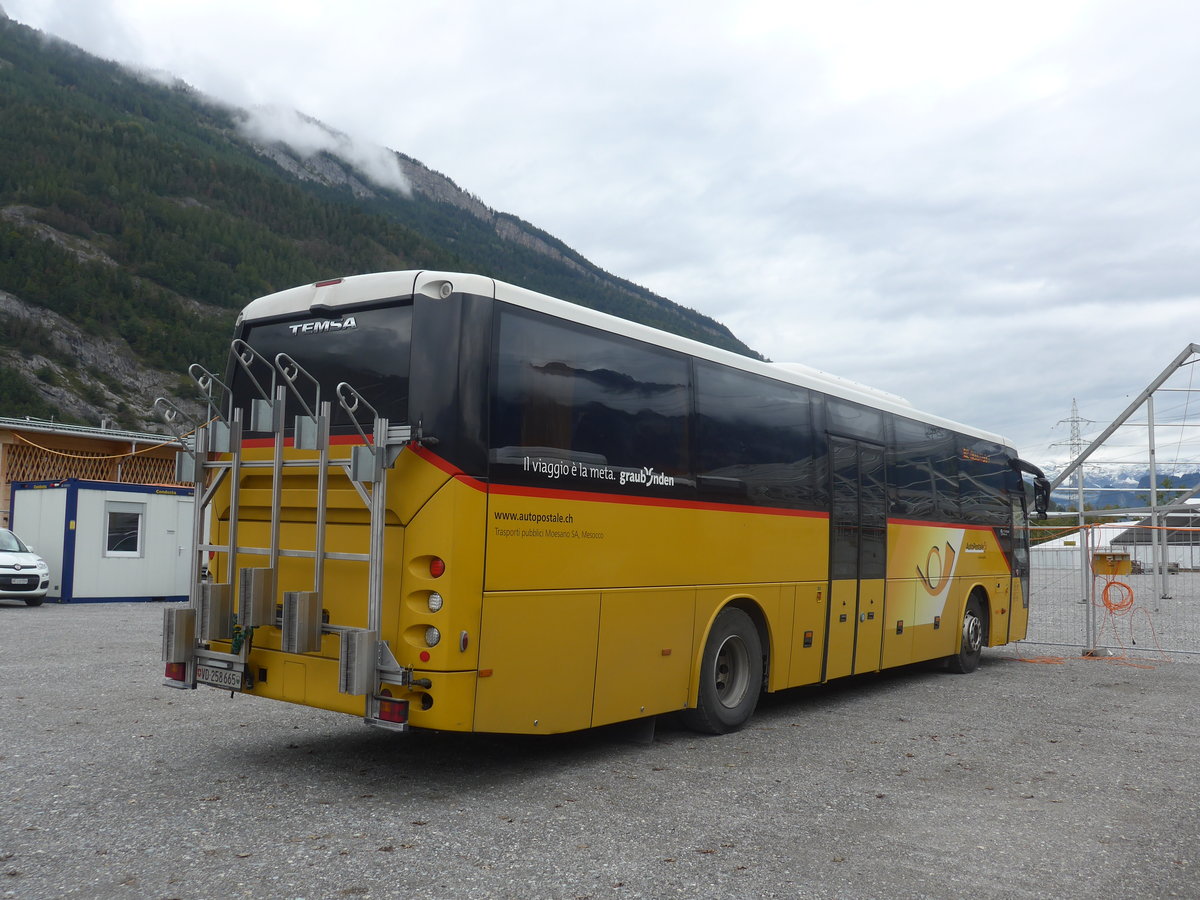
[{"left": 0, "top": 416, "right": 185, "bottom": 530}]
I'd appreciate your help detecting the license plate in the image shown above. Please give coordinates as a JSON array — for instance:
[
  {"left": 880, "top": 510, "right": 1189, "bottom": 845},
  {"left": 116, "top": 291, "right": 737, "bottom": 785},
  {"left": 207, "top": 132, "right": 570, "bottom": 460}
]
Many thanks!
[
  {"left": 196, "top": 663, "right": 243, "bottom": 690},
  {"left": 10, "top": 578, "right": 31, "bottom": 585}
]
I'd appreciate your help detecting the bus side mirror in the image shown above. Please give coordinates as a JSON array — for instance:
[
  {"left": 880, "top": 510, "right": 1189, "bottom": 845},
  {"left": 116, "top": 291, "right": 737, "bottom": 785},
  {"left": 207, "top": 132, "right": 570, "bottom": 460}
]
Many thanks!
[
  {"left": 1033, "top": 477, "right": 1050, "bottom": 518},
  {"left": 1009, "top": 458, "right": 1050, "bottom": 519}
]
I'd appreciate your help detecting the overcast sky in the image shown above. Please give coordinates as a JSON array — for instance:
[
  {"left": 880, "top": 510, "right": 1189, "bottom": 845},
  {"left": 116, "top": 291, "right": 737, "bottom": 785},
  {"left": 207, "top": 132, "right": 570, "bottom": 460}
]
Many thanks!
[{"left": 7, "top": 0, "right": 1200, "bottom": 467}]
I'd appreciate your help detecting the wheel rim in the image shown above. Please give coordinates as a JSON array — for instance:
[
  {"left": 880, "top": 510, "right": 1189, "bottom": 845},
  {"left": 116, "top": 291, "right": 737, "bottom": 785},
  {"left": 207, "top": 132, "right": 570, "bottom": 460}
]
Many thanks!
[
  {"left": 713, "top": 634, "right": 751, "bottom": 708},
  {"left": 963, "top": 610, "right": 983, "bottom": 654}
]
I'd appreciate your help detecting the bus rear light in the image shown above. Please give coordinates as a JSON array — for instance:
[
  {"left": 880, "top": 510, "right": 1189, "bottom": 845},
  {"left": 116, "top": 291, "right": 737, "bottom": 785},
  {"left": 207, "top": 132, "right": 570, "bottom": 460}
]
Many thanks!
[
  {"left": 378, "top": 697, "right": 409, "bottom": 724},
  {"left": 165, "top": 662, "right": 187, "bottom": 682},
  {"left": 427, "top": 591, "right": 444, "bottom": 612},
  {"left": 429, "top": 558, "right": 446, "bottom": 578},
  {"left": 425, "top": 626, "right": 441, "bottom": 647}
]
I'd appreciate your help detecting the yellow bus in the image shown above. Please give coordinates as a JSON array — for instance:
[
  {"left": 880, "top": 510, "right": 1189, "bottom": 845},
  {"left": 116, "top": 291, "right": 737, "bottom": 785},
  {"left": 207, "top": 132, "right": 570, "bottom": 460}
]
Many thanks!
[{"left": 163, "top": 270, "right": 1049, "bottom": 735}]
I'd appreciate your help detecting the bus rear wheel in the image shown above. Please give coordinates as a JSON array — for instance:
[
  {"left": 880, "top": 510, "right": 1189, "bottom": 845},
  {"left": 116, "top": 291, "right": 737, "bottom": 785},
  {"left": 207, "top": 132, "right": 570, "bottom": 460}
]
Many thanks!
[
  {"left": 947, "top": 593, "right": 986, "bottom": 674},
  {"left": 682, "top": 607, "right": 763, "bottom": 734}
]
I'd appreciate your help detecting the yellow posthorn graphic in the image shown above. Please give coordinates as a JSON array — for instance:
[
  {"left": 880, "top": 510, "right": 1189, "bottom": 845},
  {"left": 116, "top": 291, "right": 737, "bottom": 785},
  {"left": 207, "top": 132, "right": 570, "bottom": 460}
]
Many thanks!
[{"left": 917, "top": 542, "right": 957, "bottom": 596}]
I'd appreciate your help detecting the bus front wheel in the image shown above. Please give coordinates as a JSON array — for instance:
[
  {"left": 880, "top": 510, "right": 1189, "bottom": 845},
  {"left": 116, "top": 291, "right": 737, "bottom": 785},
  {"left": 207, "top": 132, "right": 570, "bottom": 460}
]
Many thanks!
[
  {"left": 682, "top": 607, "right": 763, "bottom": 734},
  {"left": 947, "top": 593, "right": 986, "bottom": 674}
]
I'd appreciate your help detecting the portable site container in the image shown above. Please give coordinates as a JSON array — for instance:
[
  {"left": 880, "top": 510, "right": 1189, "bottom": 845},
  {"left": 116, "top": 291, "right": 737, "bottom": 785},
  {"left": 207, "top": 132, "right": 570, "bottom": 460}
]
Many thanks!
[{"left": 10, "top": 479, "right": 194, "bottom": 602}]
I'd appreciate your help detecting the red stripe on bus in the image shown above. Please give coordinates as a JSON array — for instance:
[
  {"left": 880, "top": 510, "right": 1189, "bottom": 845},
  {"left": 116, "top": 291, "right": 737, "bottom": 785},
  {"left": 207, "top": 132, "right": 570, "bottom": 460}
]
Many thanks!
[
  {"left": 408, "top": 443, "right": 458, "bottom": 472},
  {"left": 234, "top": 441, "right": 1001, "bottom": 529},
  {"left": 241, "top": 434, "right": 371, "bottom": 449},
  {"left": 406, "top": 445, "right": 492, "bottom": 492},
  {"left": 407, "top": 445, "right": 823, "bottom": 517}
]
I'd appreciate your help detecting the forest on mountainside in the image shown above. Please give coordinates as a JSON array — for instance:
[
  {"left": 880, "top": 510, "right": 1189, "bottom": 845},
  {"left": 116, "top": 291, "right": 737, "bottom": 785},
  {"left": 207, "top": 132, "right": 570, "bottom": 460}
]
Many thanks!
[{"left": 0, "top": 15, "right": 755, "bottom": 430}]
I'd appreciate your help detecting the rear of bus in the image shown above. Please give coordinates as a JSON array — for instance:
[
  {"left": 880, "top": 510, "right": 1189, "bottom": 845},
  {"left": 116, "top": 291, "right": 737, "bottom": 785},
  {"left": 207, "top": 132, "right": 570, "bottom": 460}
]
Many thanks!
[{"left": 163, "top": 271, "right": 495, "bottom": 732}]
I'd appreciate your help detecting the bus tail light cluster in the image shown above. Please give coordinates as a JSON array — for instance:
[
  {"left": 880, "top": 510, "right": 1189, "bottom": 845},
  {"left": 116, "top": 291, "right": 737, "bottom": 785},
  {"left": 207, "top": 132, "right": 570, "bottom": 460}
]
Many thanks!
[
  {"left": 410, "top": 557, "right": 448, "bottom": 666},
  {"left": 165, "top": 662, "right": 186, "bottom": 682},
  {"left": 377, "top": 692, "right": 409, "bottom": 724}
]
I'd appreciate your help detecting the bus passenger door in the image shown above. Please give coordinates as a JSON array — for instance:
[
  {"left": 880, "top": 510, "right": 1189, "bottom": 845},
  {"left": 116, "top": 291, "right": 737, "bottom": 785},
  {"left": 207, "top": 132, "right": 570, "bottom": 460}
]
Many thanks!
[{"left": 825, "top": 437, "right": 887, "bottom": 680}]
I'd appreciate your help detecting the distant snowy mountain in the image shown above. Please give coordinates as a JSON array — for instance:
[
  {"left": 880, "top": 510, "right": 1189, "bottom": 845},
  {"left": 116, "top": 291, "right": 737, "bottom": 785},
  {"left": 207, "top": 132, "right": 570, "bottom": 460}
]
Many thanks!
[{"left": 1044, "top": 464, "right": 1200, "bottom": 509}]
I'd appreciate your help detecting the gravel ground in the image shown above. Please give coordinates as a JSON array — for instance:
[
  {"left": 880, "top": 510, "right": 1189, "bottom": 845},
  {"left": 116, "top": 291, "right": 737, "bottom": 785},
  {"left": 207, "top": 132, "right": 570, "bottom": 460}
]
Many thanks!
[{"left": 2, "top": 601, "right": 1197, "bottom": 900}]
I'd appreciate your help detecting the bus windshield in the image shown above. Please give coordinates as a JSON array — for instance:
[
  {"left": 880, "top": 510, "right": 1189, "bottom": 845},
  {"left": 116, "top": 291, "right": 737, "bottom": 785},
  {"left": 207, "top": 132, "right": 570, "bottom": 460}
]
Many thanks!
[{"left": 228, "top": 303, "right": 413, "bottom": 434}]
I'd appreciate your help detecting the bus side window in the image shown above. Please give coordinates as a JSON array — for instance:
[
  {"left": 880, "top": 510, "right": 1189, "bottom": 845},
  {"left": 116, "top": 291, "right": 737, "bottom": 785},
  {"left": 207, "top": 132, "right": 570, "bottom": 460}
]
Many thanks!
[
  {"left": 959, "top": 439, "right": 1007, "bottom": 525},
  {"left": 695, "top": 361, "right": 817, "bottom": 509},
  {"left": 930, "top": 428, "right": 960, "bottom": 521},
  {"left": 890, "top": 416, "right": 937, "bottom": 519},
  {"left": 826, "top": 397, "right": 884, "bottom": 442},
  {"left": 491, "top": 308, "right": 690, "bottom": 477}
]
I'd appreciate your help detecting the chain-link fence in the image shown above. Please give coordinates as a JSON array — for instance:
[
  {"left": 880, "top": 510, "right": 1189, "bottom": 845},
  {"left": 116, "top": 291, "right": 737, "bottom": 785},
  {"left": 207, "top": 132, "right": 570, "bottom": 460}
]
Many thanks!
[{"left": 1025, "top": 522, "right": 1200, "bottom": 656}]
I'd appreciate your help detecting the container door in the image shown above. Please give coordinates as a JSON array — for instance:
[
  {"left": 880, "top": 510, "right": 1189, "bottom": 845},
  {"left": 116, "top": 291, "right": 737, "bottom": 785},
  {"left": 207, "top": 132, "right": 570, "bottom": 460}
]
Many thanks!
[{"left": 175, "top": 498, "right": 193, "bottom": 598}]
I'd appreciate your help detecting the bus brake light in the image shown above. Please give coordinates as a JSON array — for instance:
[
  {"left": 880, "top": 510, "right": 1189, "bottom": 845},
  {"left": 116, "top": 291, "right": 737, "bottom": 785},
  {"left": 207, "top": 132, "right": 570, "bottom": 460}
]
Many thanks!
[
  {"left": 429, "top": 558, "right": 446, "bottom": 578},
  {"left": 378, "top": 697, "right": 409, "bottom": 724}
]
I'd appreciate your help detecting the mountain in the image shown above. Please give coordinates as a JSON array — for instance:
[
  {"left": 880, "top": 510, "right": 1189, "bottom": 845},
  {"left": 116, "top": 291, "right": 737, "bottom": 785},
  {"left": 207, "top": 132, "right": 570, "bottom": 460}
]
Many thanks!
[
  {"left": 1044, "top": 464, "right": 1200, "bottom": 510},
  {"left": 0, "top": 14, "right": 759, "bottom": 432}
]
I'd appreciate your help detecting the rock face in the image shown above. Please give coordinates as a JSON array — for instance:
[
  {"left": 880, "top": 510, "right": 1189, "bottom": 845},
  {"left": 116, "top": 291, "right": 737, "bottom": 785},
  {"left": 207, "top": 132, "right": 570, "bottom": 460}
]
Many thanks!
[
  {"left": 270, "top": 144, "right": 710, "bottom": 331},
  {"left": 252, "top": 142, "right": 381, "bottom": 201},
  {"left": 250, "top": 132, "right": 589, "bottom": 275},
  {"left": 0, "top": 287, "right": 209, "bottom": 433}
]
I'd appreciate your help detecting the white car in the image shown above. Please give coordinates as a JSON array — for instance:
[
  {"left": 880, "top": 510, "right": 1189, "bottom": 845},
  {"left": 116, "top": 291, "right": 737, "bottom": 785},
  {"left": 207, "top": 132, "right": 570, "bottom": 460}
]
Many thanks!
[{"left": 0, "top": 529, "right": 50, "bottom": 606}]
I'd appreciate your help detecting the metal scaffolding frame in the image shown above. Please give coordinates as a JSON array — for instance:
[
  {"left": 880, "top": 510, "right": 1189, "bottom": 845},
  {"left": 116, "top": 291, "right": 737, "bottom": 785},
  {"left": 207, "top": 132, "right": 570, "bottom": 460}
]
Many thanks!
[{"left": 1048, "top": 343, "right": 1200, "bottom": 619}]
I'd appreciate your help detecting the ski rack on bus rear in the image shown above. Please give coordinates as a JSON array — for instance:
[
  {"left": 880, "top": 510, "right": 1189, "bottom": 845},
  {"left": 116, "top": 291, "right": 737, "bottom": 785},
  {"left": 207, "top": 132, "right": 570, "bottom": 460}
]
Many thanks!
[{"left": 159, "top": 349, "right": 420, "bottom": 732}]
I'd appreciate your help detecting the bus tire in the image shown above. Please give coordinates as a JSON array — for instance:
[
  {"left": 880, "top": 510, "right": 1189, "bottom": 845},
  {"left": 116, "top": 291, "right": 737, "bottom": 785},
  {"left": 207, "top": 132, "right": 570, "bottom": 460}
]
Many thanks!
[
  {"left": 682, "top": 607, "right": 763, "bottom": 734},
  {"left": 946, "top": 592, "right": 986, "bottom": 674}
]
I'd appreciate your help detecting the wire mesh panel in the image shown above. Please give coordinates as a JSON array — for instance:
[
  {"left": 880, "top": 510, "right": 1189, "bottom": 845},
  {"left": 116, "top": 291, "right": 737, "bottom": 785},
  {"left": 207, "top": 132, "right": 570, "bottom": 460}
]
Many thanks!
[
  {"left": 1027, "top": 558, "right": 1090, "bottom": 647},
  {"left": 5, "top": 443, "right": 115, "bottom": 482},
  {"left": 119, "top": 454, "right": 179, "bottom": 485},
  {"left": 1026, "top": 523, "right": 1200, "bottom": 656},
  {"left": 4, "top": 437, "right": 184, "bottom": 486}
]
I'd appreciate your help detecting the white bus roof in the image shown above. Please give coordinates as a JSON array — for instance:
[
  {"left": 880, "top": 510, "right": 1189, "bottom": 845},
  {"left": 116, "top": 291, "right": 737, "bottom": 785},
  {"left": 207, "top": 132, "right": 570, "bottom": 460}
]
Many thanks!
[{"left": 239, "top": 270, "right": 1012, "bottom": 448}]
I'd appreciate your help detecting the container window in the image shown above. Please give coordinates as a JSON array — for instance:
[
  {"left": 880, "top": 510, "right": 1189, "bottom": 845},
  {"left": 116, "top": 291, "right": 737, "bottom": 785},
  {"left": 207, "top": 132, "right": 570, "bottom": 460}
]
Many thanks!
[{"left": 105, "top": 502, "right": 144, "bottom": 557}]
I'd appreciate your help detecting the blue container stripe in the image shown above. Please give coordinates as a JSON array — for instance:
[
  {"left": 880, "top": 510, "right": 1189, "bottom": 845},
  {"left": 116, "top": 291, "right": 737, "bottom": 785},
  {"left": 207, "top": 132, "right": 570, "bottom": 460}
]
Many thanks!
[
  {"left": 61, "top": 480, "right": 79, "bottom": 602},
  {"left": 11, "top": 478, "right": 193, "bottom": 497}
]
